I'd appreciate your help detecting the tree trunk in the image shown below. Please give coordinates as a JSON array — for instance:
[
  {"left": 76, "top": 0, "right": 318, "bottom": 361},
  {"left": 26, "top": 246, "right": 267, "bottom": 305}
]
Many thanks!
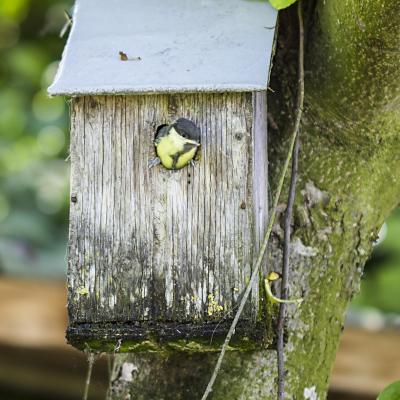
[{"left": 108, "top": 1, "right": 400, "bottom": 398}]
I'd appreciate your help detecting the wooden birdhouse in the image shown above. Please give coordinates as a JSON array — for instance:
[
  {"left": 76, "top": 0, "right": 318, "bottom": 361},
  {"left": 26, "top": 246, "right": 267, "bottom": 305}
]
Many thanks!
[{"left": 49, "top": 0, "right": 277, "bottom": 351}]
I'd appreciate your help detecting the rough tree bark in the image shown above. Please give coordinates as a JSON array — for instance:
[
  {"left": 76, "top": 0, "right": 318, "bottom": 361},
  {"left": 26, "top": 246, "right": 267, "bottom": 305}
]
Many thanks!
[{"left": 108, "top": 1, "right": 400, "bottom": 398}]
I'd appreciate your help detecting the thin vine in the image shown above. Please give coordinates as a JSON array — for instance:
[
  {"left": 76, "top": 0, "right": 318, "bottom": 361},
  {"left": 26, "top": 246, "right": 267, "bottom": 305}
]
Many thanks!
[
  {"left": 82, "top": 349, "right": 96, "bottom": 400},
  {"left": 200, "top": 4, "right": 304, "bottom": 398},
  {"left": 200, "top": 131, "right": 299, "bottom": 400},
  {"left": 277, "top": 2, "right": 305, "bottom": 398}
]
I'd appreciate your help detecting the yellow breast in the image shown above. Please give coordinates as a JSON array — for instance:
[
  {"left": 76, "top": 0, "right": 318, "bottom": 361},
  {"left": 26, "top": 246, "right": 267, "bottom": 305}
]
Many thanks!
[{"left": 155, "top": 128, "right": 199, "bottom": 170}]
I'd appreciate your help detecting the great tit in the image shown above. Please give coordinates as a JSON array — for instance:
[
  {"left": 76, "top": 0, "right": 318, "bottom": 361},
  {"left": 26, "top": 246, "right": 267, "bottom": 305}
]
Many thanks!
[{"left": 152, "top": 118, "right": 201, "bottom": 170}]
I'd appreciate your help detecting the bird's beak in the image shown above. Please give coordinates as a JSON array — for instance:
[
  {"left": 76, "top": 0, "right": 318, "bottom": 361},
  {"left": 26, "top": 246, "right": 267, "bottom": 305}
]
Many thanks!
[{"left": 187, "top": 142, "right": 200, "bottom": 149}]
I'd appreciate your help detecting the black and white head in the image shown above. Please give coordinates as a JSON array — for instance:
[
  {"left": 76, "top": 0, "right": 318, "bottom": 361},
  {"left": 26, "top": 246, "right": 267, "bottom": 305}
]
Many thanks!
[{"left": 171, "top": 118, "right": 201, "bottom": 143}]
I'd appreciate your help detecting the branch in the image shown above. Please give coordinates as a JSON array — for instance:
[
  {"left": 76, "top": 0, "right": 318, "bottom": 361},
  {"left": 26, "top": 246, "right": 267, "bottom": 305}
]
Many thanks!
[
  {"left": 82, "top": 351, "right": 96, "bottom": 400},
  {"left": 277, "top": 3, "right": 305, "bottom": 398}
]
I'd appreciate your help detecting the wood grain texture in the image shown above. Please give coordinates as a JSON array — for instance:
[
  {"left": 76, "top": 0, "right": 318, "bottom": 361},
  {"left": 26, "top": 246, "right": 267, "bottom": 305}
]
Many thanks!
[{"left": 68, "top": 93, "right": 268, "bottom": 344}]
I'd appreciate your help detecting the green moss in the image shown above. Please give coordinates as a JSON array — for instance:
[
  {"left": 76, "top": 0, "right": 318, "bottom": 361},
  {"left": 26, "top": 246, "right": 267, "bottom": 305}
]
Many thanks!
[
  {"left": 76, "top": 335, "right": 266, "bottom": 355},
  {"left": 264, "top": 5, "right": 400, "bottom": 397}
]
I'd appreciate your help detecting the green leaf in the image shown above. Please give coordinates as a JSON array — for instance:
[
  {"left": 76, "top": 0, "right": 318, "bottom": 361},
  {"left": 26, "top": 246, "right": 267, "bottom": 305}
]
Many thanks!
[
  {"left": 378, "top": 381, "right": 400, "bottom": 400},
  {"left": 269, "top": 0, "right": 298, "bottom": 10}
]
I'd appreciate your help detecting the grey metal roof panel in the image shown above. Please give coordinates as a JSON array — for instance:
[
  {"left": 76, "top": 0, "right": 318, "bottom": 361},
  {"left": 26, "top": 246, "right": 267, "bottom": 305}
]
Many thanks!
[{"left": 48, "top": 0, "right": 277, "bottom": 95}]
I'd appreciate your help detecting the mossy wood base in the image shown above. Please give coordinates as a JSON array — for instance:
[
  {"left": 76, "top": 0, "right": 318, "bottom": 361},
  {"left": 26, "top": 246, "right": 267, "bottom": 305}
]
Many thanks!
[{"left": 67, "top": 320, "right": 274, "bottom": 353}]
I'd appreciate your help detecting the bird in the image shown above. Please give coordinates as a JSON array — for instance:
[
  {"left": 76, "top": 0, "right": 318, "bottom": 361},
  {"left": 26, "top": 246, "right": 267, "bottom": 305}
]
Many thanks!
[{"left": 151, "top": 118, "right": 201, "bottom": 170}]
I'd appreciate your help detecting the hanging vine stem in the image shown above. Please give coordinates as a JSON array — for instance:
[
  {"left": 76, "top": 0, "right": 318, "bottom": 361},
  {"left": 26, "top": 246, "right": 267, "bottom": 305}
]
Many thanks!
[
  {"left": 82, "top": 349, "right": 96, "bottom": 400},
  {"left": 106, "top": 339, "right": 123, "bottom": 398},
  {"left": 277, "top": 2, "right": 304, "bottom": 398},
  {"left": 200, "top": 3, "right": 304, "bottom": 399}
]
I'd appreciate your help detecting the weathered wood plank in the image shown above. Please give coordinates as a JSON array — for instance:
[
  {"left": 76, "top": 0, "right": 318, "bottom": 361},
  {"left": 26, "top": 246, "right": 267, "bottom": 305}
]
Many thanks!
[{"left": 68, "top": 93, "right": 268, "bottom": 346}]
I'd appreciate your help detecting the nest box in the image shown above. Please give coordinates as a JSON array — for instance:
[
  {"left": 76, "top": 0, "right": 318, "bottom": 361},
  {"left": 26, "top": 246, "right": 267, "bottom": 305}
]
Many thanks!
[{"left": 49, "top": 0, "right": 277, "bottom": 351}]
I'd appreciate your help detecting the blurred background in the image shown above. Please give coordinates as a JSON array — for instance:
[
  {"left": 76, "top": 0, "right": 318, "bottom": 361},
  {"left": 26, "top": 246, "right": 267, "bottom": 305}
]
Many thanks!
[{"left": 0, "top": 1, "right": 399, "bottom": 399}]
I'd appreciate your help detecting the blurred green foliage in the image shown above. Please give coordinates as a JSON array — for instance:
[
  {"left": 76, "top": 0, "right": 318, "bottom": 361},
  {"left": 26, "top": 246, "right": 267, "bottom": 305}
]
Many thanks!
[
  {"left": 378, "top": 380, "right": 400, "bottom": 400},
  {"left": 268, "top": 0, "right": 298, "bottom": 11},
  {"left": 353, "top": 209, "right": 400, "bottom": 313},
  {"left": 0, "top": 0, "right": 72, "bottom": 278}
]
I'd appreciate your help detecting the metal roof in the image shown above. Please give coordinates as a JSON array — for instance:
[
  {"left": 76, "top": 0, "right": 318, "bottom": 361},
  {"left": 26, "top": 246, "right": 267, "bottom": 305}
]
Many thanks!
[{"left": 48, "top": 0, "right": 277, "bottom": 96}]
